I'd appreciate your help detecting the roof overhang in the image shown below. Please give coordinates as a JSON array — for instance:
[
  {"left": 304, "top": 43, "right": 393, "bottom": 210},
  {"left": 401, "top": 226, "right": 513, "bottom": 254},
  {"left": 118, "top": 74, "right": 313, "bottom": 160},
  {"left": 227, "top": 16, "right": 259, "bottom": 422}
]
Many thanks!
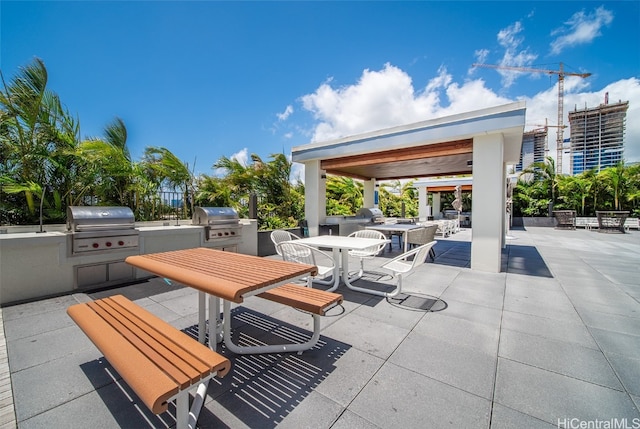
[{"left": 292, "top": 102, "right": 526, "bottom": 181}]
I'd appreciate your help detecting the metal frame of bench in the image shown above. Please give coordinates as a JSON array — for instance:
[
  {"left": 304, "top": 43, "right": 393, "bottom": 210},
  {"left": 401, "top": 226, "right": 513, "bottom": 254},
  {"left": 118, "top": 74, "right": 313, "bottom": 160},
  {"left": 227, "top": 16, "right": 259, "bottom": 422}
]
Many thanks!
[
  {"left": 211, "top": 283, "right": 343, "bottom": 355},
  {"left": 67, "top": 295, "right": 230, "bottom": 429}
]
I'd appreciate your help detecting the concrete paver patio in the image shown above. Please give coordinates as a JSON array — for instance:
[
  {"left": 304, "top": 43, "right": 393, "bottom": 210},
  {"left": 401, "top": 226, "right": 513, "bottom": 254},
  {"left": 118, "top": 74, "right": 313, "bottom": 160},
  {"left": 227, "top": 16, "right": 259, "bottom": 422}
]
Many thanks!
[{"left": 1, "top": 226, "right": 639, "bottom": 428}]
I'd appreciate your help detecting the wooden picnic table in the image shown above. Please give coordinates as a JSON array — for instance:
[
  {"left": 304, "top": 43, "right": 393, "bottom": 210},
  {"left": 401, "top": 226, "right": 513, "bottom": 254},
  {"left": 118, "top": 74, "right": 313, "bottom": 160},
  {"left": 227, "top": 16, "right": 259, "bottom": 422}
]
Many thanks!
[{"left": 126, "top": 248, "right": 324, "bottom": 354}]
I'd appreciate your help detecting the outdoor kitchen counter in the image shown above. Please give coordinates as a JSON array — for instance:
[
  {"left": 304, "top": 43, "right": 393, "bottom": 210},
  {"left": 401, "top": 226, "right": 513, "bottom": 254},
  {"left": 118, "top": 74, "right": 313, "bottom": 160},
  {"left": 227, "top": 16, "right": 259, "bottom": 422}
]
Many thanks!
[{"left": 0, "top": 220, "right": 258, "bottom": 305}]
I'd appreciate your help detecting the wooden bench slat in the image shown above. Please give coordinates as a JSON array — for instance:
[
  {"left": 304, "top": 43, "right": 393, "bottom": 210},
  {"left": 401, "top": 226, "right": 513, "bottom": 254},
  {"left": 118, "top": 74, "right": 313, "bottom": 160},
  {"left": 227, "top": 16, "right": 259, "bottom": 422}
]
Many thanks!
[
  {"left": 110, "top": 295, "right": 226, "bottom": 374},
  {"left": 68, "top": 303, "right": 181, "bottom": 413},
  {"left": 258, "top": 283, "right": 343, "bottom": 315},
  {"left": 100, "top": 298, "right": 212, "bottom": 378},
  {"left": 89, "top": 300, "right": 196, "bottom": 388},
  {"left": 68, "top": 295, "right": 230, "bottom": 414}
]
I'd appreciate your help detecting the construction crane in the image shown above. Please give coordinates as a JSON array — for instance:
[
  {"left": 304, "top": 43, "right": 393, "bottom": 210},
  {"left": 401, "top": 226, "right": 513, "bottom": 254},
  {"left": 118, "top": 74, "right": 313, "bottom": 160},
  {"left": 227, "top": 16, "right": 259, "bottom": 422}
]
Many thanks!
[{"left": 472, "top": 62, "right": 591, "bottom": 174}]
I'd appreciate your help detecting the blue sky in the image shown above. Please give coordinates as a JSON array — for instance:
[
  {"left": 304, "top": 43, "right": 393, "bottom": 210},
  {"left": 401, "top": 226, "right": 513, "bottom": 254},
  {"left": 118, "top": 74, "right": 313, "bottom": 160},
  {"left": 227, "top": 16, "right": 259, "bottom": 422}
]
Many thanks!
[{"left": 2, "top": 1, "right": 639, "bottom": 178}]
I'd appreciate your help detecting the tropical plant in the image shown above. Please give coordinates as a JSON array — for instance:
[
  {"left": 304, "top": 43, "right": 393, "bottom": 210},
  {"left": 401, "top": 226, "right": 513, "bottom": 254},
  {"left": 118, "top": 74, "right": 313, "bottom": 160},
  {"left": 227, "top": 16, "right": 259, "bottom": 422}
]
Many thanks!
[{"left": 0, "top": 57, "right": 76, "bottom": 222}]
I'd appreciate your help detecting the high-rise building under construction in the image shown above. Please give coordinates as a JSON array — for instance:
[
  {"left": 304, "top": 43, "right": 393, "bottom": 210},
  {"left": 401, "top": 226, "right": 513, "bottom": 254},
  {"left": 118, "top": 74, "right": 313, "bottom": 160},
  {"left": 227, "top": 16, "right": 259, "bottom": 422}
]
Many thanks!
[
  {"left": 515, "top": 129, "right": 547, "bottom": 172},
  {"left": 568, "top": 98, "right": 628, "bottom": 175}
]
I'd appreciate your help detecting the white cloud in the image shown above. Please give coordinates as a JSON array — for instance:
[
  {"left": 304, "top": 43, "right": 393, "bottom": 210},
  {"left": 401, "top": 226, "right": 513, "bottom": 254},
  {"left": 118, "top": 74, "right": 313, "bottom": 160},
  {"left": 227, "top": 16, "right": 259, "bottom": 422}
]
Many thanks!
[
  {"left": 496, "top": 21, "right": 538, "bottom": 87},
  {"left": 277, "top": 105, "right": 294, "bottom": 121},
  {"left": 214, "top": 147, "right": 249, "bottom": 176},
  {"left": 550, "top": 6, "right": 613, "bottom": 55},
  {"left": 230, "top": 147, "right": 249, "bottom": 166},
  {"left": 299, "top": 64, "right": 640, "bottom": 169}
]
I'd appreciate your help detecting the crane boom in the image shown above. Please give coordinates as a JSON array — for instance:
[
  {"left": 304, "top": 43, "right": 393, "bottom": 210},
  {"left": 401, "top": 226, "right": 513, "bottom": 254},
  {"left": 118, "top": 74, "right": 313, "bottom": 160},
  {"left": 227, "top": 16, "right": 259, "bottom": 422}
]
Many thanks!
[
  {"left": 472, "top": 63, "right": 591, "bottom": 78},
  {"left": 472, "top": 62, "right": 591, "bottom": 174}
]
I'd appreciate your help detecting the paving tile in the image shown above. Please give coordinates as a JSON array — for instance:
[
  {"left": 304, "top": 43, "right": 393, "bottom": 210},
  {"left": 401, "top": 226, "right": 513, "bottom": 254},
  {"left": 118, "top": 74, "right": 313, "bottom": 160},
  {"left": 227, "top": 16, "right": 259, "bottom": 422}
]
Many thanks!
[
  {"left": 389, "top": 331, "right": 497, "bottom": 399},
  {"left": 7, "top": 325, "right": 95, "bottom": 372},
  {"left": 501, "top": 310, "right": 598, "bottom": 349},
  {"left": 440, "top": 285, "right": 505, "bottom": 309},
  {"left": 307, "top": 347, "right": 384, "bottom": 407},
  {"left": 11, "top": 350, "right": 116, "bottom": 422},
  {"left": 431, "top": 297, "right": 503, "bottom": 329},
  {"left": 0, "top": 295, "right": 78, "bottom": 322},
  {"left": 320, "top": 312, "right": 410, "bottom": 359},
  {"left": 494, "top": 358, "right": 640, "bottom": 425},
  {"left": 150, "top": 291, "right": 201, "bottom": 317},
  {"left": 276, "top": 391, "right": 343, "bottom": 429},
  {"left": 330, "top": 410, "right": 380, "bottom": 429},
  {"left": 605, "top": 353, "right": 640, "bottom": 397},
  {"left": 577, "top": 309, "right": 640, "bottom": 336},
  {"left": 498, "top": 329, "right": 622, "bottom": 390},
  {"left": 203, "top": 350, "right": 343, "bottom": 428},
  {"left": 570, "top": 296, "right": 640, "bottom": 319},
  {"left": 589, "top": 328, "right": 640, "bottom": 360},
  {"left": 349, "top": 362, "right": 491, "bottom": 428},
  {"left": 503, "top": 295, "right": 582, "bottom": 324},
  {"left": 632, "top": 395, "right": 640, "bottom": 412},
  {"left": 17, "top": 382, "right": 170, "bottom": 429},
  {"left": 490, "top": 403, "right": 557, "bottom": 429},
  {"left": 414, "top": 312, "right": 500, "bottom": 355},
  {"left": 351, "top": 297, "right": 426, "bottom": 330},
  {"left": 2, "top": 308, "right": 75, "bottom": 341}
]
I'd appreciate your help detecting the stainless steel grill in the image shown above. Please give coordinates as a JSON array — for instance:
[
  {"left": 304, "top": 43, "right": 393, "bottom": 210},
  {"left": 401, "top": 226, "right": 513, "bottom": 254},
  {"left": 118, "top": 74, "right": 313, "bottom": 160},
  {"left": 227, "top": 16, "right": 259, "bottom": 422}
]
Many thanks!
[
  {"left": 66, "top": 206, "right": 139, "bottom": 255},
  {"left": 357, "top": 207, "right": 385, "bottom": 224},
  {"left": 192, "top": 207, "right": 242, "bottom": 243}
]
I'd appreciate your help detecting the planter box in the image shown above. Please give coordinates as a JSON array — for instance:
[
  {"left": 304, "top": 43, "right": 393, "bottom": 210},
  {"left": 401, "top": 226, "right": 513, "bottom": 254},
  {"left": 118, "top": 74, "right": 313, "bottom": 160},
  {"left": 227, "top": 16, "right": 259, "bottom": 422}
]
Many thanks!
[
  {"left": 257, "top": 228, "right": 303, "bottom": 257},
  {"left": 512, "top": 217, "right": 556, "bottom": 227}
]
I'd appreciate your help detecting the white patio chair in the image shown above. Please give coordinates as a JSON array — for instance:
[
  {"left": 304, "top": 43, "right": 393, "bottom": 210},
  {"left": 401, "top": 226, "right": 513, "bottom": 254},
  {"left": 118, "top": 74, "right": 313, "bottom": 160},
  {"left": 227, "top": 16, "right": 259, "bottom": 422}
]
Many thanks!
[
  {"left": 381, "top": 241, "right": 436, "bottom": 297},
  {"left": 347, "top": 229, "right": 388, "bottom": 278},
  {"left": 270, "top": 230, "right": 301, "bottom": 256},
  {"left": 276, "top": 241, "right": 335, "bottom": 286}
]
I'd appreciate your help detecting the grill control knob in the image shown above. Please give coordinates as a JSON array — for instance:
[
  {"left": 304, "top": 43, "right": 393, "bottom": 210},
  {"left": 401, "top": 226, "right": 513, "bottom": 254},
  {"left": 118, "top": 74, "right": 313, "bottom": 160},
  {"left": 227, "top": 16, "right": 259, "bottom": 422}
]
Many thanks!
[
  {"left": 92, "top": 243, "right": 99, "bottom": 248},
  {"left": 230, "top": 231, "right": 235, "bottom": 235},
  {"left": 217, "top": 232, "right": 222, "bottom": 236},
  {"left": 106, "top": 242, "right": 112, "bottom": 247},
  {"left": 118, "top": 240, "right": 124, "bottom": 246}
]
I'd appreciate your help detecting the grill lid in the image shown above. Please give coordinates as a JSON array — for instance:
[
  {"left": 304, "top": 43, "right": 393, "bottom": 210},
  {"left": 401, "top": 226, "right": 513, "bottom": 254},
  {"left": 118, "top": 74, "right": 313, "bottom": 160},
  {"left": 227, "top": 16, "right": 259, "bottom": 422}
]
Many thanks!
[
  {"left": 67, "top": 206, "right": 135, "bottom": 231},
  {"left": 192, "top": 207, "right": 239, "bottom": 225},
  {"left": 357, "top": 207, "right": 383, "bottom": 219}
]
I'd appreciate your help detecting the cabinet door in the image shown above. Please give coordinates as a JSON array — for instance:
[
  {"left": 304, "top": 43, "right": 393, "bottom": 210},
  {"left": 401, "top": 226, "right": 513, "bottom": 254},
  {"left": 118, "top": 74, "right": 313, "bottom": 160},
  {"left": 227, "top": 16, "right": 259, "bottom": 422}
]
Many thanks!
[
  {"left": 76, "top": 264, "right": 107, "bottom": 288},
  {"left": 108, "top": 261, "right": 134, "bottom": 281}
]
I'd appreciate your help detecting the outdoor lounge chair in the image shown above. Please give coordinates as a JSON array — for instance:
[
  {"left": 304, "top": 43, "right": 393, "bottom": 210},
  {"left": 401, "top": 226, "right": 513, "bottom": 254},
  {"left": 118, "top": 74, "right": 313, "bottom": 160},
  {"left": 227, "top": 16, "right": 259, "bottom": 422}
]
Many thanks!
[
  {"left": 380, "top": 241, "right": 437, "bottom": 297},
  {"left": 347, "top": 229, "right": 388, "bottom": 278},
  {"left": 406, "top": 224, "right": 437, "bottom": 260},
  {"left": 271, "top": 229, "right": 301, "bottom": 256}
]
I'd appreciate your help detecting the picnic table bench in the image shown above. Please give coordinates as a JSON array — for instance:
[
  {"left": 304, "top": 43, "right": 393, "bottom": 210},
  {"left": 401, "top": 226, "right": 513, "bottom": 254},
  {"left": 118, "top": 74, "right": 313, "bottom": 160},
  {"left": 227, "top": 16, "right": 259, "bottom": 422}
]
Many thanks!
[{"left": 68, "top": 294, "right": 230, "bottom": 429}]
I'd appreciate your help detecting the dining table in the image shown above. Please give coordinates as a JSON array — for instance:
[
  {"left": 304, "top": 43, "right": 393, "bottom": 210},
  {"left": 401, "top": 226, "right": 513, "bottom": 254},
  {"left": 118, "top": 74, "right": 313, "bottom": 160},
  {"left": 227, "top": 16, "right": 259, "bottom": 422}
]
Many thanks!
[
  {"left": 125, "top": 247, "right": 317, "bottom": 354},
  {"left": 292, "top": 235, "right": 389, "bottom": 295},
  {"left": 364, "top": 223, "right": 422, "bottom": 253}
]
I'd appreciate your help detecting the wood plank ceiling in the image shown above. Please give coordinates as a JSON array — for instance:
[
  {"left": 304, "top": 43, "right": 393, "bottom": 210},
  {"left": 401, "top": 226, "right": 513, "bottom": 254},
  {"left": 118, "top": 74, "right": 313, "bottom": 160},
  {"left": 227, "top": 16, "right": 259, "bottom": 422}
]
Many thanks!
[{"left": 320, "top": 139, "right": 474, "bottom": 181}]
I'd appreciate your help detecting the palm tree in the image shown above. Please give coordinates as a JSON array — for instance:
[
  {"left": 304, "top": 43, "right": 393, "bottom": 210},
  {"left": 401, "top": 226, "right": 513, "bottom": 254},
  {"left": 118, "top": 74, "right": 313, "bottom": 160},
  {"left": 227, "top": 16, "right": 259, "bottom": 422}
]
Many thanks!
[
  {"left": 326, "top": 176, "right": 363, "bottom": 215},
  {"left": 0, "top": 58, "right": 66, "bottom": 217},
  {"left": 598, "top": 162, "right": 626, "bottom": 211},
  {"left": 141, "top": 146, "right": 194, "bottom": 217},
  {"left": 521, "top": 156, "right": 557, "bottom": 214}
]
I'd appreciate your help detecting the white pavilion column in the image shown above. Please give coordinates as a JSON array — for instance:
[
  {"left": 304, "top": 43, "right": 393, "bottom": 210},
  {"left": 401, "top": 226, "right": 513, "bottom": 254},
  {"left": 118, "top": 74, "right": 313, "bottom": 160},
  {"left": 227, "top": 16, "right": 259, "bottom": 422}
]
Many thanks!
[
  {"left": 432, "top": 193, "right": 441, "bottom": 219},
  {"left": 418, "top": 186, "right": 428, "bottom": 220},
  {"left": 304, "top": 160, "right": 326, "bottom": 237},
  {"left": 471, "top": 134, "right": 505, "bottom": 272},
  {"left": 363, "top": 179, "right": 376, "bottom": 208}
]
